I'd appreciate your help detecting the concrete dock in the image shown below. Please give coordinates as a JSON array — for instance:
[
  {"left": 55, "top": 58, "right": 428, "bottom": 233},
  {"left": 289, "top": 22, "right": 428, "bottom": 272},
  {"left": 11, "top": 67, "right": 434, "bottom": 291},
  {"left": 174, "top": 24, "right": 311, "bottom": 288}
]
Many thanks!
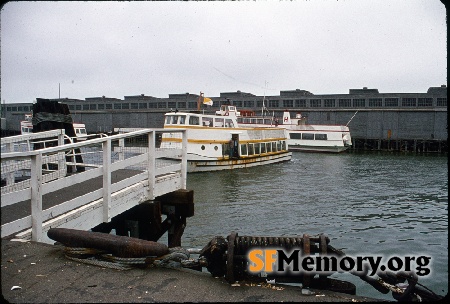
[{"left": 1, "top": 240, "right": 386, "bottom": 303}]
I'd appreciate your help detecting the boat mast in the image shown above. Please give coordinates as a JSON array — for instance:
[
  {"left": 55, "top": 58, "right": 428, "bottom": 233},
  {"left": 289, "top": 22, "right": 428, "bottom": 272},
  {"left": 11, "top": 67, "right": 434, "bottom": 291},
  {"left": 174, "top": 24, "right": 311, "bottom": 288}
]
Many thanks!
[
  {"left": 262, "top": 81, "right": 267, "bottom": 117},
  {"left": 346, "top": 110, "right": 359, "bottom": 126},
  {"left": 197, "top": 92, "right": 203, "bottom": 111}
]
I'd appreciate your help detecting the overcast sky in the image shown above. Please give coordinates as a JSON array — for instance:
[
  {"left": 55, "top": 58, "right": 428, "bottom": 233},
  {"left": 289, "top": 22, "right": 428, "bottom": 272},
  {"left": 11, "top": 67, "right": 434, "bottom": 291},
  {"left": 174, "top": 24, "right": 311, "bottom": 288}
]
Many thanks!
[{"left": 1, "top": 0, "right": 447, "bottom": 104}]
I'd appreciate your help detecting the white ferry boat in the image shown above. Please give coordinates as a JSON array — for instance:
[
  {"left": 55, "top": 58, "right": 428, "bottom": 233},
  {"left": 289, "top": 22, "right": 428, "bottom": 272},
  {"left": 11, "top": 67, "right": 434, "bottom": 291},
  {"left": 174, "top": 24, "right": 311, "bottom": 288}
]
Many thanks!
[
  {"left": 160, "top": 105, "right": 292, "bottom": 172},
  {"left": 20, "top": 114, "right": 88, "bottom": 141},
  {"left": 237, "top": 111, "right": 352, "bottom": 153}
]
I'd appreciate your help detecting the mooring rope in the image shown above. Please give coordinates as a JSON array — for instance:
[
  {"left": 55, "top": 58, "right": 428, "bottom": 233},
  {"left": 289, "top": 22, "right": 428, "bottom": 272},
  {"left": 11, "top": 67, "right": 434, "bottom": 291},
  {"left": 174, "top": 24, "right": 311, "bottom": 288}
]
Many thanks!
[{"left": 62, "top": 246, "right": 196, "bottom": 271}]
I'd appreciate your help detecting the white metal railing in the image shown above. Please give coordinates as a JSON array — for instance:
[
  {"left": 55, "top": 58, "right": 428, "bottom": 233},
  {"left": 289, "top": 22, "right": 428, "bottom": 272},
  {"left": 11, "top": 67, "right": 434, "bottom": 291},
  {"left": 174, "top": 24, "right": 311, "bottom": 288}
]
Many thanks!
[{"left": 1, "top": 128, "right": 187, "bottom": 242}]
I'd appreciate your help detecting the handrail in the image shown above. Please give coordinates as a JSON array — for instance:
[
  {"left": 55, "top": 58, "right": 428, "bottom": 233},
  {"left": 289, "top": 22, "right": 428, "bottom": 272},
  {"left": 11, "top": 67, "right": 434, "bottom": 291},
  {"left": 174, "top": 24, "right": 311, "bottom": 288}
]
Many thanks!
[{"left": 1, "top": 128, "right": 188, "bottom": 242}]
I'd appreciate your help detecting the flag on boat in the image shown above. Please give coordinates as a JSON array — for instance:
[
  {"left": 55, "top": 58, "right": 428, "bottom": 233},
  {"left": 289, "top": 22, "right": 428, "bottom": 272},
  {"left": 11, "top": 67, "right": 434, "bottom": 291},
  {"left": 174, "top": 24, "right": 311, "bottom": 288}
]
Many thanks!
[{"left": 203, "top": 97, "right": 213, "bottom": 106}]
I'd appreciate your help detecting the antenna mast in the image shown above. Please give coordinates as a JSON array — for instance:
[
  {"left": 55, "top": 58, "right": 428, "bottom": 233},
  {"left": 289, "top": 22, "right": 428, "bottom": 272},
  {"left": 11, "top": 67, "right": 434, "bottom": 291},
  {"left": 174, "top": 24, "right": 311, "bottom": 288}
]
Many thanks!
[{"left": 262, "top": 81, "right": 267, "bottom": 117}]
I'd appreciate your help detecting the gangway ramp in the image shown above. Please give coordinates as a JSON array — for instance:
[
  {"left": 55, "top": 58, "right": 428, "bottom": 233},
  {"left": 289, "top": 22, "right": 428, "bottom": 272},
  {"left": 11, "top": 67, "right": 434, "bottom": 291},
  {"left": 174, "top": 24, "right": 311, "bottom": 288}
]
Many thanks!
[{"left": 1, "top": 128, "right": 187, "bottom": 244}]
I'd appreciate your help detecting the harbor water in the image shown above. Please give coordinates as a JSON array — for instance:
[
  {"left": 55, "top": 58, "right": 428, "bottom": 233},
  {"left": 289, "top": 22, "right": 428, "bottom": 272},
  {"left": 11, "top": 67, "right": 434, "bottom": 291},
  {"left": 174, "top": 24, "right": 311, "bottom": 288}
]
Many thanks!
[{"left": 181, "top": 152, "right": 448, "bottom": 300}]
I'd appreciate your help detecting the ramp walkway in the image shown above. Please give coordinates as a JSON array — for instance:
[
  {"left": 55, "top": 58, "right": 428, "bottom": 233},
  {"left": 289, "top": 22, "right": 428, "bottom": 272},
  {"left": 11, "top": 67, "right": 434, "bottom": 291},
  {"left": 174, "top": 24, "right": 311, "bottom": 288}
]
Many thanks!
[{"left": 1, "top": 128, "right": 187, "bottom": 243}]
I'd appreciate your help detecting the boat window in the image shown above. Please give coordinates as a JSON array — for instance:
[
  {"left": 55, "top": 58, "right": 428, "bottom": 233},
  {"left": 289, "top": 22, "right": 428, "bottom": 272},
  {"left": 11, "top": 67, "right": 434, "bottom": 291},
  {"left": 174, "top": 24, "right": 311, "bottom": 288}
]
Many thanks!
[
  {"left": 264, "top": 119, "right": 271, "bottom": 125},
  {"left": 257, "top": 119, "right": 264, "bottom": 124},
  {"left": 290, "top": 133, "right": 302, "bottom": 139},
  {"left": 261, "top": 143, "right": 266, "bottom": 153},
  {"left": 302, "top": 133, "right": 314, "bottom": 140},
  {"left": 240, "top": 144, "right": 248, "bottom": 156},
  {"left": 165, "top": 115, "right": 175, "bottom": 125},
  {"left": 254, "top": 143, "right": 260, "bottom": 154},
  {"left": 189, "top": 116, "right": 200, "bottom": 125},
  {"left": 272, "top": 142, "right": 277, "bottom": 151},
  {"left": 266, "top": 142, "right": 272, "bottom": 152},
  {"left": 282, "top": 141, "right": 286, "bottom": 150},
  {"left": 248, "top": 143, "right": 254, "bottom": 155},
  {"left": 214, "top": 118, "right": 224, "bottom": 127},
  {"left": 202, "top": 117, "right": 213, "bottom": 127},
  {"left": 276, "top": 141, "right": 281, "bottom": 151},
  {"left": 179, "top": 115, "right": 186, "bottom": 124},
  {"left": 315, "top": 134, "right": 327, "bottom": 140},
  {"left": 225, "top": 119, "right": 234, "bottom": 128}
]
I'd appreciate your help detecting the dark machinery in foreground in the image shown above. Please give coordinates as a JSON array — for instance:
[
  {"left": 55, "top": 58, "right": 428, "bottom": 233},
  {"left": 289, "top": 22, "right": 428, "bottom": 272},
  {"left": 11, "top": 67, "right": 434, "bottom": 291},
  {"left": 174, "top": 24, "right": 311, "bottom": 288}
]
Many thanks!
[{"left": 48, "top": 228, "right": 443, "bottom": 302}]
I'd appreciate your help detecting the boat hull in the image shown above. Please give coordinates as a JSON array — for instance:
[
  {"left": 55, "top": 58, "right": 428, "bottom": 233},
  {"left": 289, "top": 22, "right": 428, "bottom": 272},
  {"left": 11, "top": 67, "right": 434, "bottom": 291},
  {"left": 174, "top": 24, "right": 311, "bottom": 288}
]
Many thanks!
[
  {"left": 288, "top": 144, "right": 349, "bottom": 153},
  {"left": 186, "top": 152, "right": 292, "bottom": 172}
]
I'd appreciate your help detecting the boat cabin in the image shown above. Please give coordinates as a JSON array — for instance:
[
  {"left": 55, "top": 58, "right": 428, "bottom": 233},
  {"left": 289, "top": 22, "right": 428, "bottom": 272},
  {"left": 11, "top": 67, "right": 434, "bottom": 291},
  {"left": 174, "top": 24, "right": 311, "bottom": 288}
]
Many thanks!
[
  {"left": 215, "top": 105, "right": 241, "bottom": 117},
  {"left": 164, "top": 112, "right": 237, "bottom": 128}
]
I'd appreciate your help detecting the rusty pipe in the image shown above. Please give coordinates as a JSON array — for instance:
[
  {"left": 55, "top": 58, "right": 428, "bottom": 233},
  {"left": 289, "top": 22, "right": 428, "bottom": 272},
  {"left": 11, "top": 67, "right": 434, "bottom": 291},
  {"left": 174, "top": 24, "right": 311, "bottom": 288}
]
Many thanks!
[{"left": 48, "top": 228, "right": 169, "bottom": 258}]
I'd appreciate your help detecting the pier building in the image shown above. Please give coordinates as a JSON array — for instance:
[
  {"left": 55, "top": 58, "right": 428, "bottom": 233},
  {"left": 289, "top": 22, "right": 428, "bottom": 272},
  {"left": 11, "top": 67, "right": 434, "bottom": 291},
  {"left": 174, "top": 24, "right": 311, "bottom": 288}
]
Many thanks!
[{"left": 2, "top": 85, "right": 447, "bottom": 153}]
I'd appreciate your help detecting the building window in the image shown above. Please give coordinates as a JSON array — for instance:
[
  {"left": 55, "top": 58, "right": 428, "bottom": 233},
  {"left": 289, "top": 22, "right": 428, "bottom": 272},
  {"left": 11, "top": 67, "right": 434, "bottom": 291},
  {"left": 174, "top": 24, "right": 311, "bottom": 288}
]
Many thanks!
[
  {"left": 83, "top": 104, "right": 89, "bottom": 110},
  {"left": 98, "top": 104, "right": 104, "bottom": 110},
  {"left": 338, "top": 99, "right": 351, "bottom": 107},
  {"left": 122, "top": 103, "right": 129, "bottom": 109},
  {"left": 68, "top": 105, "right": 75, "bottom": 110},
  {"left": 324, "top": 99, "right": 335, "bottom": 107},
  {"left": 257, "top": 100, "right": 264, "bottom": 108},
  {"left": 310, "top": 99, "right": 321, "bottom": 107},
  {"left": 384, "top": 98, "right": 398, "bottom": 107},
  {"left": 131, "top": 103, "right": 139, "bottom": 109},
  {"left": 369, "top": 98, "right": 382, "bottom": 107},
  {"left": 75, "top": 105, "right": 82, "bottom": 111},
  {"left": 283, "top": 100, "right": 294, "bottom": 108},
  {"left": 89, "top": 104, "right": 95, "bottom": 110},
  {"left": 295, "top": 99, "right": 306, "bottom": 107},
  {"left": 401, "top": 98, "right": 416, "bottom": 107},
  {"left": 149, "top": 102, "right": 157, "bottom": 108},
  {"left": 139, "top": 102, "right": 147, "bottom": 109},
  {"left": 268, "top": 100, "right": 279, "bottom": 108},
  {"left": 168, "top": 102, "right": 176, "bottom": 109},
  {"left": 437, "top": 98, "right": 447, "bottom": 107},
  {"left": 158, "top": 102, "right": 166, "bottom": 109},
  {"left": 18, "top": 106, "right": 23, "bottom": 111},
  {"left": 114, "top": 103, "right": 121, "bottom": 110},
  {"left": 353, "top": 99, "right": 366, "bottom": 107},
  {"left": 178, "top": 102, "right": 186, "bottom": 109},
  {"left": 188, "top": 102, "right": 197, "bottom": 109},
  {"left": 105, "top": 104, "right": 112, "bottom": 110},
  {"left": 244, "top": 100, "right": 254, "bottom": 108},
  {"left": 418, "top": 98, "right": 432, "bottom": 107},
  {"left": 233, "top": 100, "right": 243, "bottom": 107}
]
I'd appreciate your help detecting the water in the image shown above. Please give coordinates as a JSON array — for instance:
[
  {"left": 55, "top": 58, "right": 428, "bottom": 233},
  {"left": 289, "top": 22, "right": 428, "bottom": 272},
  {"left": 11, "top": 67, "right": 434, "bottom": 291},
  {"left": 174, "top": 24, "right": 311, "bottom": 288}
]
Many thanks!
[{"left": 181, "top": 152, "right": 448, "bottom": 300}]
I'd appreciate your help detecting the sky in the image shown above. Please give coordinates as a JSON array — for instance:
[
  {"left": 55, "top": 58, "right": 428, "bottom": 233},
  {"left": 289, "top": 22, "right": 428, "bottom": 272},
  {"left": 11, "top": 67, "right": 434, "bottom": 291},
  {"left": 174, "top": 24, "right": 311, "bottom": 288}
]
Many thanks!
[{"left": 0, "top": 0, "right": 447, "bottom": 104}]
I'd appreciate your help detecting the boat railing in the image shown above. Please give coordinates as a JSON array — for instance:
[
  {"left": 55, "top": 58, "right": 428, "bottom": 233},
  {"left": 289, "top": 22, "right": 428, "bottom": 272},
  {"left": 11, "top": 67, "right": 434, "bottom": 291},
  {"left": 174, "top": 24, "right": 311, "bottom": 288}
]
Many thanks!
[{"left": 1, "top": 128, "right": 188, "bottom": 242}]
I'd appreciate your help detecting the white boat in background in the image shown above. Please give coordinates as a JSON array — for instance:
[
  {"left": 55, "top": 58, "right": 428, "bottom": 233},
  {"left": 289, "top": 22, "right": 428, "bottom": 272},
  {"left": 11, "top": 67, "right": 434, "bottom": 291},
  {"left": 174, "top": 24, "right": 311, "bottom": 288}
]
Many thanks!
[
  {"left": 20, "top": 114, "right": 89, "bottom": 141},
  {"left": 160, "top": 102, "right": 292, "bottom": 172},
  {"left": 237, "top": 110, "right": 352, "bottom": 153}
]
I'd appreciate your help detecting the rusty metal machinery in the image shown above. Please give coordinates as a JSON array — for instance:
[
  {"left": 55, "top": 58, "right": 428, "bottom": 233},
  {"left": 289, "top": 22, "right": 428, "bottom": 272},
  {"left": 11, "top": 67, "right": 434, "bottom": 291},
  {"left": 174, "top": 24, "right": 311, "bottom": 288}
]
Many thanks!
[
  {"left": 48, "top": 228, "right": 444, "bottom": 301},
  {"left": 199, "top": 231, "right": 357, "bottom": 295}
]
